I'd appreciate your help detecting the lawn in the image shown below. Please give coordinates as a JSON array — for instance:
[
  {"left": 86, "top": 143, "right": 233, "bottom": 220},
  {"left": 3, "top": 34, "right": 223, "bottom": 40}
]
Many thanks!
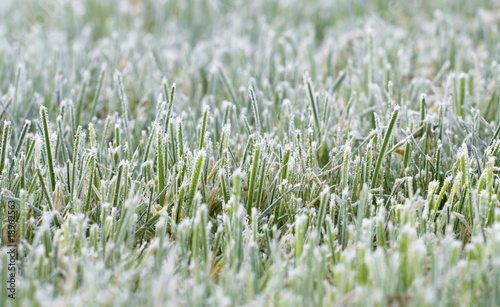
[{"left": 1, "top": 0, "right": 500, "bottom": 306}]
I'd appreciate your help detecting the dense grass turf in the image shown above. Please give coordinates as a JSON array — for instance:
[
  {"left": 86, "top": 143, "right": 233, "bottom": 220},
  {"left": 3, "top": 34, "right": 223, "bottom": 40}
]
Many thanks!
[{"left": 1, "top": 0, "right": 500, "bottom": 305}]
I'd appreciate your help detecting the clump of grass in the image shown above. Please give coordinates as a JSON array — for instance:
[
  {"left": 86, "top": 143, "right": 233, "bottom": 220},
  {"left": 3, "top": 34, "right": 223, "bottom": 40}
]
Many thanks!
[
  {"left": 371, "top": 105, "right": 399, "bottom": 189},
  {"left": 0, "top": 120, "right": 11, "bottom": 176},
  {"left": 39, "top": 106, "right": 56, "bottom": 191},
  {"left": 187, "top": 149, "right": 205, "bottom": 215}
]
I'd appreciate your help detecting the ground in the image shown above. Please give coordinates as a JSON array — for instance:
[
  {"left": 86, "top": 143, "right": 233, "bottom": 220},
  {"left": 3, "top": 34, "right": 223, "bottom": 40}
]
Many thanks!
[{"left": 1, "top": 0, "right": 500, "bottom": 306}]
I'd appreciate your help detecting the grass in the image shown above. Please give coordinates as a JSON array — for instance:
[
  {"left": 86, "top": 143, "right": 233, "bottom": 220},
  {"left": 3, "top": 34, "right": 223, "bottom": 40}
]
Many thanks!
[{"left": 1, "top": 0, "right": 500, "bottom": 306}]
